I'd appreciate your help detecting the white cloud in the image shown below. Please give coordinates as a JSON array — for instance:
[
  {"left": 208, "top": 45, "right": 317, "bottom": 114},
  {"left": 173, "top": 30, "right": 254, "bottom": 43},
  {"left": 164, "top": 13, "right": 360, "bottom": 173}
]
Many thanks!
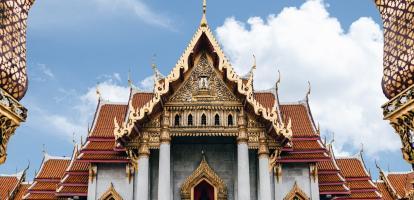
[
  {"left": 216, "top": 0, "right": 399, "bottom": 155},
  {"left": 138, "top": 75, "right": 155, "bottom": 91},
  {"left": 93, "top": 0, "right": 173, "bottom": 29}
]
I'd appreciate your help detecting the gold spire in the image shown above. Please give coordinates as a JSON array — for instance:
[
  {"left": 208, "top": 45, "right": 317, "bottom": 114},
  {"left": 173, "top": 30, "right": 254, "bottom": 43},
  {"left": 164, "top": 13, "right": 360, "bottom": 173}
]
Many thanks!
[{"left": 201, "top": 0, "right": 208, "bottom": 27}]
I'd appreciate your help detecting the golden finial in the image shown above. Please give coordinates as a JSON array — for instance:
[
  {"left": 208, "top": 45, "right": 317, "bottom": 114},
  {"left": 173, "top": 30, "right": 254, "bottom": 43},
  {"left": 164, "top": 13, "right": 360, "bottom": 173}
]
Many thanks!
[{"left": 201, "top": 0, "right": 208, "bottom": 27}]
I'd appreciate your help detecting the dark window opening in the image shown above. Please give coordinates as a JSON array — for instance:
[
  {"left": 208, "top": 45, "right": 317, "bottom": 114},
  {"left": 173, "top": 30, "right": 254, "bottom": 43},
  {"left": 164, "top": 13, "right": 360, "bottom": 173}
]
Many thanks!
[
  {"left": 228, "top": 114, "right": 233, "bottom": 126},
  {"left": 188, "top": 114, "right": 193, "bottom": 126},
  {"left": 215, "top": 114, "right": 220, "bottom": 126},
  {"left": 175, "top": 114, "right": 180, "bottom": 126},
  {"left": 201, "top": 114, "right": 207, "bottom": 126}
]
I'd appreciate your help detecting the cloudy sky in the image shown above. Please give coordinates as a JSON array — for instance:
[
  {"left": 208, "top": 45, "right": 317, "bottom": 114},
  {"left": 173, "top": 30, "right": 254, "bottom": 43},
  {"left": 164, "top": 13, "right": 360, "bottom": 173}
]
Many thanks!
[{"left": 1, "top": 0, "right": 410, "bottom": 179}]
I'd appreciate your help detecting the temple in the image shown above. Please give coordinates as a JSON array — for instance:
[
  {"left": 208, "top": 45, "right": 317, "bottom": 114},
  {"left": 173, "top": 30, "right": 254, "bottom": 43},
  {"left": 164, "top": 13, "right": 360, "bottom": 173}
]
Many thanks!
[{"left": 3, "top": 1, "right": 414, "bottom": 200}]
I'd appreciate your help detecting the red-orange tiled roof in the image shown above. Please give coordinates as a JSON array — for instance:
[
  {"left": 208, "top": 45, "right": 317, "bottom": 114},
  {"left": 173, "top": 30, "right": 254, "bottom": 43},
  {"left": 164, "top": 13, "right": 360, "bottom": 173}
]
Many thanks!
[
  {"left": 36, "top": 159, "right": 70, "bottom": 180},
  {"left": 14, "top": 183, "right": 31, "bottom": 200},
  {"left": 0, "top": 176, "right": 19, "bottom": 199},
  {"left": 79, "top": 153, "right": 128, "bottom": 161},
  {"left": 254, "top": 92, "right": 275, "bottom": 110},
  {"left": 280, "top": 152, "right": 328, "bottom": 160},
  {"left": 24, "top": 192, "right": 56, "bottom": 199},
  {"left": 292, "top": 140, "right": 324, "bottom": 151},
  {"left": 131, "top": 92, "right": 154, "bottom": 110},
  {"left": 57, "top": 186, "right": 88, "bottom": 194},
  {"left": 30, "top": 182, "right": 57, "bottom": 191},
  {"left": 318, "top": 159, "right": 337, "bottom": 171},
  {"left": 376, "top": 181, "right": 394, "bottom": 200},
  {"left": 90, "top": 104, "right": 128, "bottom": 138},
  {"left": 386, "top": 172, "right": 414, "bottom": 197},
  {"left": 336, "top": 158, "right": 369, "bottom": 178},
  {"left": 63, "top": 175, "right": 88, "bottom": 184},
  {"left": 280, "top": 104, "right": 316, "bottom": 137},
  {"left": 319, "top": 185, "right": 349, "bottom": 193},
  {"left": 82, "top": 141, "right": 115, "bottom": 151},
  {"left": 336, "top": 157, "right": 381, "bottom": 199},
  {"left": 319, "top": 174, "right": 344, "bottom": 183}
]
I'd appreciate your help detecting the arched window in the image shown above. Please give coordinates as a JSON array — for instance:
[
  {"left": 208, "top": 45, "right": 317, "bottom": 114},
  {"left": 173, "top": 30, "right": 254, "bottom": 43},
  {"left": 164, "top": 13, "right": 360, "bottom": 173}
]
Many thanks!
[
  {"left": 228, "top": 114, "right": 233, "bottom": 126},
  {"left": 175, "top": 114, "right": 180, "bottom": 127},
  {"left": 214, "top": 114, "right": 220, "bottom": 126},
  {"left": 201, "top": 114, "right": 207, "bottom": 126},
  {"left": 188, "top": 114, "right": 193, "bottom": 126}
]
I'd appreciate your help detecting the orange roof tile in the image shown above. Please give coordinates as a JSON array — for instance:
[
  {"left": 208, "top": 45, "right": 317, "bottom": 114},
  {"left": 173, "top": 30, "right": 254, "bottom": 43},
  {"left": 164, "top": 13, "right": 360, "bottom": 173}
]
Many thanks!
[
  {"left": 79, "top": 153, "right": 128, "bottom": 161},
  {"left": 336, "top": 158, "right": 369, "bottom": 178},
  {"left": 63, "top": 175, "right": 88, "bottom": 184},
  {"left": 90, "top": 104, "right": 128, "bottom": 138},
  {"left": 24, "top": 192, "right": 56, "bottom": 199},
  {"left": 280, "top": 104, "right": 316, "bottom": 137},
  {"left": 386, "top": 172, "right": 414, "bottom": 197},
  {"left": 376, "top": 181, "right": 394, "bottom": 200},
  {"left": 319, "top": 174, "right": 344, "bottom": 184},
  {"left": 280, "top": 152, "right": 328, "bottom": 161},
  {"left": 319, "top": 185, "right": 349, "bottom": 193},
  {"left": 36, "top": 159, "right": 70, "bottom": 180},
  {"left": 0, "top": 176, "right": 19, "bottom": 199},
  {"left": 57, "top": 186, "right": 88, "bottom": 195},
  {"left": 292, "top": 140, "right": 324, "bottom": 151},
  {"left": 14, "top": 183, "right": 31, "bottom": 200},
  {"left": 83, "top": 141, "right": 115, "bottom": 151},
  {"left": 131, "top": 92, "right": 153, "bottom": 110},
  {"left": 318, "top": 159, "right": 337, "bottom": 171},
  {"left": 346, "top": 191, "right": 381, "bottom": 199},
  {"left": 29, "top": 182, "right": 57, "bottom": 191},
  {"left": 348, "top": 180, "right": 376, "bottom": 190},
  {"left": 254, "top": 92, "right": 275, "bottom": 110}
]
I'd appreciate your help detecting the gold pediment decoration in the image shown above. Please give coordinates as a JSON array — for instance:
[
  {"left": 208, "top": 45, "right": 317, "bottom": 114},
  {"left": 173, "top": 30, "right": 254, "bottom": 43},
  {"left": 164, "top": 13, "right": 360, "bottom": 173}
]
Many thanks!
[
  {"left": 169, "top": 53, "right": 239, "bottom": 103},
  {"left": 181, "top": 156, "right": 227, "bottom": 200},
  {"left": 99, "top": 183, "right": 123, "bottom": 200},
  {"left": 284, "top": 182, "right": 310, "bottom": 200},
  {"left": 113, "top": 6, "right": 292, "bottom": 142}
]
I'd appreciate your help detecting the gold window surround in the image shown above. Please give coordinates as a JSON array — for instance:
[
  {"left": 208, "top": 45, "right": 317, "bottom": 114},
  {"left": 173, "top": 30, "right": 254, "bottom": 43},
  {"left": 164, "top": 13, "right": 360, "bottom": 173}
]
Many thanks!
[
  {"left": 284, "top": 182, "right": 310, "bottom": 200},
  {"left": 99, "top": 183, "right": 123, "bottom": 200},
  {"left": 180, "top": 155, "right": 227, "bottom": 200}
]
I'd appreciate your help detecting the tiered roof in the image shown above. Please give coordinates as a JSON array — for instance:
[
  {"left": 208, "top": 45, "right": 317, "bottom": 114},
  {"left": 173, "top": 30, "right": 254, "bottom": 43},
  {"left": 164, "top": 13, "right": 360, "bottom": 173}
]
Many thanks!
[
  {"left": 336, "top": 154, "right": 381, "bottom": 199},
  {"left": 78, "top": 101, "right": 129, "bottom": 163},
  {"left": 24, "top": 154, "right": 70, "bottom": 199},
  {"left": 0, "top": 169, "right": 27, "bottom": 200},
  {"left": 375, "top": 168, "right": 414, "bottom": 199},
  {"left": 56, "top": 146, "right": 89, "bottom": 198}
]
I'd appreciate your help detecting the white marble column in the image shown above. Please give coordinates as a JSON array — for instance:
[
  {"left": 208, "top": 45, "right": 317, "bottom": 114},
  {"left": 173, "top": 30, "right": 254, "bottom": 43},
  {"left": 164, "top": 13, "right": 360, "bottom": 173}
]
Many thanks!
[
  {"left": 258, "top": 133, "right": 272, "bottom": 200},
  {"left": 237, "top": 111, "right": 251, "bottom": 200},
  {"left": 136, "top": 134, "right": 150, "bottom": 200},
  {"left": 158, "top": 112, "right": 171, "bottom": 200}
]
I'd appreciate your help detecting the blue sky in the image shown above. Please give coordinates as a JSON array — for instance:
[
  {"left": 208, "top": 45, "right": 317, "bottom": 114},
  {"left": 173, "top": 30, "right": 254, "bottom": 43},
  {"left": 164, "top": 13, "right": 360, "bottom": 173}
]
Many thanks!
[{"left": 1, "top": 0, "right": 410, "bottom": 180}]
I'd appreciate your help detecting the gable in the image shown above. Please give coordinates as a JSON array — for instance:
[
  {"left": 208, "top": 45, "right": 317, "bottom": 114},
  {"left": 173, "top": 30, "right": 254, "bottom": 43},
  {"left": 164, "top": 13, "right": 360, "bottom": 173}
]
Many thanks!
[{"left": 169, "top": 53, "right": 239, "bottom": 103}]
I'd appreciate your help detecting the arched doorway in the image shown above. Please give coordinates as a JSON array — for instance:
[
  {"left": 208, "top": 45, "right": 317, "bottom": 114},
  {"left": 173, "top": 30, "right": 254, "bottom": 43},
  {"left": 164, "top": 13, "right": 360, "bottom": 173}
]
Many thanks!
[{"left": 193, "top": 180, "right": 215, "bottom": 200}]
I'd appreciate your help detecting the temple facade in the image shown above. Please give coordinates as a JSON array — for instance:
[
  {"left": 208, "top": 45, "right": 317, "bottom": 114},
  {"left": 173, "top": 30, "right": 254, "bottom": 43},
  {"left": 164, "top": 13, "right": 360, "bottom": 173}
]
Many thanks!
[{"left": 3, "top": 1, "right": 414, "bottom": 200}]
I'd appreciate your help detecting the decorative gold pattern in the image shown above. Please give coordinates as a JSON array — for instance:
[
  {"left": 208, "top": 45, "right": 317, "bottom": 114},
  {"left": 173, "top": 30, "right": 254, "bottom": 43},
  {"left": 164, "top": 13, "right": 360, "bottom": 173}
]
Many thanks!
[
  {"left": 125, "top": 163, "right": 134, "bottom": 183},
  {"left": 375, "top": 0, "right": 414, "bottom": 99},
  {"left": 258, "top": 132, "right": 269, "bottom": 157},
  {"left": 169, "top": 53, "right": 239, "bottom": 102},
  {"left": 310, "top": 163, "right": 318, "bottom": 183},
  {"left": 180, "top": 156, "right": 227, "bottom": 200},
  {"left": 389, "top": 111, "right": 414, "bottom": 163},
  {"left": 0, "top": 115, "right": 17, "bottom": 164},
  {"left": 0, "top": 0, "right": 34, "bottom": 100},
  {"left": 284, "top": 182, "right": 310, "bottom": 200},
  {"left": 114, "top": 13, "right": 292, "bottom": 142},
  {"left": 89, "top": 164, "right": 97, "bottom": 183},
  {"left": 99, "top": 183, "right": 123, "bottom": 200}
]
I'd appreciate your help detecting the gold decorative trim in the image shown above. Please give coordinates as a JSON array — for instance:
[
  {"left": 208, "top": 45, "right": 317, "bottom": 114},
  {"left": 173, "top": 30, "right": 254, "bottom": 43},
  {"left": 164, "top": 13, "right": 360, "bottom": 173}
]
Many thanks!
[
  {"left": 126, "top": 163, "right": 135, "bottom": 183},
  {"left": 99, "top": 183, "right": 123, "bottom": 200},
  {"left": 181, "top": 156, "right": 227, "bottom": 200},
  {"left": 89, "top": 164, "right": 97, "bottom": 183},
  {"left": 310, "top": 164, "right": 318, "bottom": 183},
  {"left": 114, "top": 13, "right": 292, "bottom": 142},
  {"left": 284, "top": 182, "right": 310, "bottom": 200}
]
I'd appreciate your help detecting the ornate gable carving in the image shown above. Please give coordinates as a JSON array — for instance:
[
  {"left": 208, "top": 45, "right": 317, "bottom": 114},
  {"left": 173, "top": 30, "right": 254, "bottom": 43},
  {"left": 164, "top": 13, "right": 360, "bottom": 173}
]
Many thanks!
[
  {"left": 170, "top": 53, "right": 238, "bottom": 103},
  {"left": 181, "top": 155, "right": 227, "bottom": 200},
  {"left": 99, "top": 183, "right": 123, "bottom": 200},
  {"left": 284, "top": 182, "right": 310, "bottom": 200}
]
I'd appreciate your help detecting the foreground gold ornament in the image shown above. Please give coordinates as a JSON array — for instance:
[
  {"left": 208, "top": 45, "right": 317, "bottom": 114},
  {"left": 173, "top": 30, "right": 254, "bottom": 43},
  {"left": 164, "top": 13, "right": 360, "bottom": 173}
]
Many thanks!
[{"left": 0, "top": 0, "right": 34, "bottom": 164}]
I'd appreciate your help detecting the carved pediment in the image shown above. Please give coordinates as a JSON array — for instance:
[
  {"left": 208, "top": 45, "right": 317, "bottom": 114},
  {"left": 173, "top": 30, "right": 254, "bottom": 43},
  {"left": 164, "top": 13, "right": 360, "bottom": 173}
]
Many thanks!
[
  {"left": 169, "top": 53, "right": 239, "bottom": 103},
  {"left": 181, "top": 155, "right": 227, "bottom": 200}
]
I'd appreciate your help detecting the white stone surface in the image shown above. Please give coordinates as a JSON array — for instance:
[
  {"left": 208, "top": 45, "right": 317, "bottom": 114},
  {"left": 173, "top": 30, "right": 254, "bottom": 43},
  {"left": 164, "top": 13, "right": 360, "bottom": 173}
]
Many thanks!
[
  {"left": 158, "top": 143, "right": 171, "bottom": 200},
  {"left": 258, "top": 156, "right": 271, "bottom": 200},
  {"left": 136, "top": 157, "right": 149, "bottom": 200},
  {"left": 237, "top": 143, "right": 251, "bottom": 200}
]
